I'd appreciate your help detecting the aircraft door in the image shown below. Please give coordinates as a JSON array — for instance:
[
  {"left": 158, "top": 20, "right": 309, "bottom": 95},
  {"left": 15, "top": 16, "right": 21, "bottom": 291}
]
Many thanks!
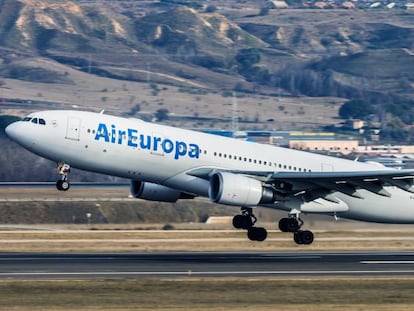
[{"left": 65, "top": 117, "right": 81, "bottom": 141}]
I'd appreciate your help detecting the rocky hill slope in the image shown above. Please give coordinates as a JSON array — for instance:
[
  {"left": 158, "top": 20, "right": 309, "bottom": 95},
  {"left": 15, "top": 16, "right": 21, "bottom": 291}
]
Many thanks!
[{"left": 0, "top": 1, "right": 412, "bottom": 100}]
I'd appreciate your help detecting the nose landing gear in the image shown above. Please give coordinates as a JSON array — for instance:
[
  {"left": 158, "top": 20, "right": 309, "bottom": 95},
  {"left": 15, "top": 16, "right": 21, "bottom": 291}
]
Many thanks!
[{"left": 56, "top": 162, "right": 71, "bottom": 191}]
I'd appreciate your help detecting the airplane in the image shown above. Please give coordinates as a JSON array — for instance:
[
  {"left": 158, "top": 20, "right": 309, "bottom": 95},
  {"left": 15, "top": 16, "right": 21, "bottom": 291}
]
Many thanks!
[{"left": 5, "top": 110, "right": 414, "bottom": 245}]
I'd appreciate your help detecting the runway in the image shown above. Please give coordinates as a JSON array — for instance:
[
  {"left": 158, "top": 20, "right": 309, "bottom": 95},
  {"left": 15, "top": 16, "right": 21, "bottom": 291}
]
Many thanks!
[{"left": 1, "top": 251, "right": 414, "bottom": 279}]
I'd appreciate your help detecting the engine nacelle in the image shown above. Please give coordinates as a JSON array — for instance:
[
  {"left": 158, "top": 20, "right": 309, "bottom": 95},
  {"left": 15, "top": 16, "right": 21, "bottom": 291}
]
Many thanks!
[
  {"left": 130, "top": 181, "right": 192, "bottom": 203},
  {"left": 209, "top": 172, "right": 276, "bottom": 206}
]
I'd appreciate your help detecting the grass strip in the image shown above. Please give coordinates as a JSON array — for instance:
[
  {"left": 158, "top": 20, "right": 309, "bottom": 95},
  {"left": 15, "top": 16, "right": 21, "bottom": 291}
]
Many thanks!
[
  {"left": 0, "top": 277, "right": 414, "bottom": 310},
  {"left": 0, "top": 230, "right": 413, "bottom": 252}
]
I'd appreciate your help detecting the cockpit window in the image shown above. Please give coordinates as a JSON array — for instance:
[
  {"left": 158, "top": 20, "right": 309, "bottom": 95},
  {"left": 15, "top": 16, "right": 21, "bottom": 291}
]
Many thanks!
[{"left": 26, "top": 117, "right": 46, "bottom": 125}]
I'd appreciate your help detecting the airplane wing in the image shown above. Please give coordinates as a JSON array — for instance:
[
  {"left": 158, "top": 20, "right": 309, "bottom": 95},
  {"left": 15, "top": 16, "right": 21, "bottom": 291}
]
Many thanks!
[
  {"left": 267, "top": 169, "right": 414, "bottom": 199},
  {"left": 188, "top": 168, "right": 414, "bottom": 200}
]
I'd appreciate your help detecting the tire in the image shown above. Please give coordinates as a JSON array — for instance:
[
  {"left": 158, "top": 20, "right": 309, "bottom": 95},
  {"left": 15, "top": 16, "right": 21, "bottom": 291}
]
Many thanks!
[
  {"left": 232, "top": 215, "right": 245, "bottom": 229},
  {"left": 293, "top": 231, "right": 303, "bottom": 244},
  {"left": 247, "top": 227, "right": 268, "bottom": 242},
  {"left": 56, "top": 180, "right": 70, "bottom": 191},
  {"left": 61, "top": 180, "right": 70, "bottom": 191},
  {"left": 254, "top": 227, "right": 267, "bottom": 242},
  {"left": 278, "top": 218, "right": 289, "bottom": 232},
  {"left": 287, "top": 218, "right": 299, "bottom": 232},
  {"left": 56, "top": 180, "right": 63, "bottom": 191},
  {"left": 300, "top": 230, "right": 314, "bottom": 245}
]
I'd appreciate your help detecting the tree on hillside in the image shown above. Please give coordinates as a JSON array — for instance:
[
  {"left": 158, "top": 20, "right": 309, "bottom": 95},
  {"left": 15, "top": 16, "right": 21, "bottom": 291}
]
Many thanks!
[
  {"left": 385, "top": 102, "right": 414, "bottom": 125},
  {"left": 235, "top": 49, "right": 261, "bottom": 69},
  {"left": 155, "top": 108, "right": 169, "bottom": 121},
  {"left": 205, "top": 5, "right": 217, "bottom": 13},
  {"left": 339, "top": 99, "right": 374, "bottom": 120},
  {"left": 380, "top": 117, "right": 409, "bottom": 143}
]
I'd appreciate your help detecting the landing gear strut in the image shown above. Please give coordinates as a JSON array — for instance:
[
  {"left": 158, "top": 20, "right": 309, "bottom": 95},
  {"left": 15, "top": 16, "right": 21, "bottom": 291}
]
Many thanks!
[
  {"left": 233, "top": 208, "right": 267, "bottom": 242},
  {"left": 278, "top": 214, "right": 314, "bottom": 245},
  {"left": 56, "top": 162, "right": 71, "bottom": 191}
]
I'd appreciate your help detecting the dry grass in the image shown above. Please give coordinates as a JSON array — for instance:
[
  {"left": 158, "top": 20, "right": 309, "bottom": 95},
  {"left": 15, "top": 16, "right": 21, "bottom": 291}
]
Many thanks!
[
  {"left": 0, "top": 277, "right": 414, "bottom": 311},
  {"left": 0, "top": 229, "right": 413, "bottom": 252}
]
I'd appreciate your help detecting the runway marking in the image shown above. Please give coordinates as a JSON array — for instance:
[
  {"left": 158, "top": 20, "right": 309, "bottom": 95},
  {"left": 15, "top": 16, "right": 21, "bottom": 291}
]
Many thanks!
[
  {"left": 0, "top": 257, "right": 117, "bottom": 261},
  {"left": 361, "top": 261, "right": 414, "bottom": 264}
]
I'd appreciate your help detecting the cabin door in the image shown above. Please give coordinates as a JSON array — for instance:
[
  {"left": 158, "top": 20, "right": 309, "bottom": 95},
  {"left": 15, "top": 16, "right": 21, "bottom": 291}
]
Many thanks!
[{"left": 65, "top": 117, "right": 81, "bottom": 141}]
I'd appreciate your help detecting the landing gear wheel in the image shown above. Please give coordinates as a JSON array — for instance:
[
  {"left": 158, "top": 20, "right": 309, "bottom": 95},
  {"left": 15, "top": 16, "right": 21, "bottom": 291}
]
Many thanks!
[
  {"left": 234, "top": 208, "right": 267, "bottom": 242},
  {"left": 247, "top": 227, "right": 268, "bottom": 242},
  {"left": 278, "top": 218, "right": 289, "bottom": 232},
  {"left": 278, "top": 217, "right": 301, "bottom": 232},
  {"left": 287, "top": 218, "right": 300, "bottom": 232},
  {"left": 300, "top": 230, "right": 314, "bottom": 245},
  {"left": 293, "top": 230, "right": 314, "bottom": 245},
  {"left": 233, "top": 208, "right": 256, "bottom": 230},
  {"left": 293, "top": 231, "right": 303, "bottom": 244},
  {"left": 56, "top": 180, "right": 70, "bottom": 191},
  {"left": 280, "top": 214, "right": 315, "bottom": 245},
  {"left": 233, "top": 215, "right": 254, "bottom": 229}
]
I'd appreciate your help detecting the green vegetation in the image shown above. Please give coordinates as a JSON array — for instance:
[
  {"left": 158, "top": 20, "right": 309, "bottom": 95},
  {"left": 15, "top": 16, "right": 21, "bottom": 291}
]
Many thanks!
[
  {"left": 155, "top": 108, "right": 170, "bottom": 121},
  {"left": 314, "top": 49, "right": 414, "bottom": 82},
  {"left": 339, "top": 99, "right": 374, "bottom": 120}
]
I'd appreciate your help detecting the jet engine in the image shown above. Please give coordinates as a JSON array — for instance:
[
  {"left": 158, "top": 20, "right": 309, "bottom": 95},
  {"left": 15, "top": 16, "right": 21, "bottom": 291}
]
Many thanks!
[
  {"left": 130, "top": 181, "right": 194, "bottom": 203},
  {"left": 209, "top": 172, "right": 276, "bottom": 206}
]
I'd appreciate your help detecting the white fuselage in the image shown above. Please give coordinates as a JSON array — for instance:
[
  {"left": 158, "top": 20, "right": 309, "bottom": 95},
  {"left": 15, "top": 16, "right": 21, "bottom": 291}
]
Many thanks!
[{"left": 6, "top": 110, "right": 414, "bottom": 224}]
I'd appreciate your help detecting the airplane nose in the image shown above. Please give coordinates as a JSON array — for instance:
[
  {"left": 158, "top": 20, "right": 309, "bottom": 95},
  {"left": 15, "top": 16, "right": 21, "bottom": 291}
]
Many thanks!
[{"left": 5, "top": 122, "right": 19, "bottom": 141}]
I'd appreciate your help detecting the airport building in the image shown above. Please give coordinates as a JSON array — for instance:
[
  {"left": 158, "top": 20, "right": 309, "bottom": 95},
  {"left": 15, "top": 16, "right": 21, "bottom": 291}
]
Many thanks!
[{"left": 288, "top": 139, "right": 359, "bottom": 155}]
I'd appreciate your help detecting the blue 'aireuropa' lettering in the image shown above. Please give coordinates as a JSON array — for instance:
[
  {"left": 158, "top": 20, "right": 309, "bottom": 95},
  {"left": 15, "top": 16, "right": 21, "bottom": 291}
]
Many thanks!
[{"left": 94, "top": 123, "right": 199, "bottom": 160}]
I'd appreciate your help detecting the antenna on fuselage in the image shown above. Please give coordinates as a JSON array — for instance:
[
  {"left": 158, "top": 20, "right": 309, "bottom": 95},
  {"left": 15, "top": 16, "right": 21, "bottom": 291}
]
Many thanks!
[{"left": 99, "top": 109, "right": 105, "bottom": 114}]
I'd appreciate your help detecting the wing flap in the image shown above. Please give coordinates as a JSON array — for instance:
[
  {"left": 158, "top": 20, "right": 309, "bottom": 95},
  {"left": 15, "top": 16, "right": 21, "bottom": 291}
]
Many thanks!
[
  {"left": 387, "top": 178, "right": 414, "bottom": 193},
  {"left": 311, "top": 180, "right": 364, "bottom": 199},
  {"left": 347, "top": 179, "right": 391, "bottom": 197}
]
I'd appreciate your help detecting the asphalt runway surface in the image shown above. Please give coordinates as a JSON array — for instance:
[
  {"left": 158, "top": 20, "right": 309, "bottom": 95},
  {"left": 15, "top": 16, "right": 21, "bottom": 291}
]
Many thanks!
[{"left": 1, "top": 251, "right": 414, "bottom": 279}]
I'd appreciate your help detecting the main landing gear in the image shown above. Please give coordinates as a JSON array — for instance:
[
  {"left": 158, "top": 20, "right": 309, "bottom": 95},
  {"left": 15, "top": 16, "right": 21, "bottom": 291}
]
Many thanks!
[
  {"left": 56, "top": 162, "right": 71, "bottom": 191},
  {"left": 232, "top": 209, "right": 314, "bottom": 245},
  {"left": 232, "top": 208, "right": 267, "bottom": 242},
  {"left": 278, "top": 215, "right": 314, "bottom": 245}
]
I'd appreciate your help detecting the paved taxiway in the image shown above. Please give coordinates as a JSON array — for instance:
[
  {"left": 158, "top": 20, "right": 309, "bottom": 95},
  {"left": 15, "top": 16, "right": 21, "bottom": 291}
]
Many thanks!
[{"left": 1, "top": 251, "right": 414, "bottom": 279}]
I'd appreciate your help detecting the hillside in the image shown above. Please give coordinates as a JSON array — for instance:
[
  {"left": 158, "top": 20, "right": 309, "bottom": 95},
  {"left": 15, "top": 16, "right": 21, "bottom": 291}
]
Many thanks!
[
  {"left": 0, "top": 1, "right": 412, "bottom": 101},
  {"left": 0, "top": 1, "right": 413, "bottom": 148}
]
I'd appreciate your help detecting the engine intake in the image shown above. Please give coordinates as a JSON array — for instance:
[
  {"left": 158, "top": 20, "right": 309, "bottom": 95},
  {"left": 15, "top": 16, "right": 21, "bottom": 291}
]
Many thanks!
[
  {"left": 130, "top": 181, "right": 193, "bottom": 203},
  {"left": 209, "top": 172, "right": 276, "bottom": 206}
]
